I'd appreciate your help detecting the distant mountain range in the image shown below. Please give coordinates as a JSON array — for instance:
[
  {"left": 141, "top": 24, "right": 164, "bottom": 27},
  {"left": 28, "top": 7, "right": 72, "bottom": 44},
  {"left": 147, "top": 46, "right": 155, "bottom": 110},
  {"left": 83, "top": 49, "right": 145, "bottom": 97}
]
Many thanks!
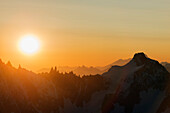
[
  {"left": 38, "top": 58, "right": 131, "bottom": 76},
  {"left": 96, "top": 58, "right": 131, "bottom": 72},
  {"left": 0, "top": 52, "right": 170, "bottom": 113},
  {"left": 38, "top": 59, "right": 170, "bottom": 77}
]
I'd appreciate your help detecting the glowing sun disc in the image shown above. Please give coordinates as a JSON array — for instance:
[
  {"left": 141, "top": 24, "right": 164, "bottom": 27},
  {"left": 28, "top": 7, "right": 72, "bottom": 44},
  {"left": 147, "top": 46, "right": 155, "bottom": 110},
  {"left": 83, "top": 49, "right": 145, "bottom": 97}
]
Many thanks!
[{"left": 19, "top": 35, "right": 40, "bottom": 55}]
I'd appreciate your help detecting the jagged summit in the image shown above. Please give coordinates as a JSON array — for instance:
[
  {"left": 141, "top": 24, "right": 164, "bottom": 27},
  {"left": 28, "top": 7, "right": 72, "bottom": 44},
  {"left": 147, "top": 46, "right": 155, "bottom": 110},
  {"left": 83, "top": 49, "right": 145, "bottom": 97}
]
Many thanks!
[
  {"left": 132, "top": 52, "right": 149, "bottom": 66},
  {"left": 107, "top": 52, "right": 148, "bottom": 72},
  {"left": 133, "top": 52, "right": 147, "bottom": 59}
]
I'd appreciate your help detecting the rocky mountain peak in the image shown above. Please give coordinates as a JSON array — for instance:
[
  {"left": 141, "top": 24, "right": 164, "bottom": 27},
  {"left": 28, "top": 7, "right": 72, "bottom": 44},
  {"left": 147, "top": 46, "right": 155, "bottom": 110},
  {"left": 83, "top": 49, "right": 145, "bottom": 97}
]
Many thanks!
[{"left": 133, "top": 52, "right": 148, "bottom": 66}]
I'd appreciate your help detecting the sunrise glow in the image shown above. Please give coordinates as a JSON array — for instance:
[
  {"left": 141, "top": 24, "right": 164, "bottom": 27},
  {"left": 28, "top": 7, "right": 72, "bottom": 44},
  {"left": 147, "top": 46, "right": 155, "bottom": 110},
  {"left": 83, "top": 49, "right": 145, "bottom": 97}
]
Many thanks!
[{"left": 18, "top": 35, "right": 40, "bottom": 55}]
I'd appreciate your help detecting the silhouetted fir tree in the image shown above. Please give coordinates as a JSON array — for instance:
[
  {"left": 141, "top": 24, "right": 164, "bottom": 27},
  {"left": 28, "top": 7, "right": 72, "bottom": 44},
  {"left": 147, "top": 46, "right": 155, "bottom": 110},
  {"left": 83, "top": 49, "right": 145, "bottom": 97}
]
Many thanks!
[
  {"left": 0, "top": 59, "right": 2, "bottom": 64},
  {"left": 50, "top": 67, "right": 54, "bottom": 73},
  {"left": 54, "top": 66, "right": 57, "bottom": 72},
  {"left": 18, "top": 64, "right": 22, "bottom": 69},
  {"left": 6, "top": 61, "right": 12, "bottom": 67}
]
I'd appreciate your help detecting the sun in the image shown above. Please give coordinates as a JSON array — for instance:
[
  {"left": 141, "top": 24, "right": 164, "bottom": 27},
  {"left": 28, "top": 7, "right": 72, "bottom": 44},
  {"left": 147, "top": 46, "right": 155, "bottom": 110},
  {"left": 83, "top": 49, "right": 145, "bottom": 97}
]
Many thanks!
[{"left": 18, "top": 34, "right": 40, "bottom": 55}]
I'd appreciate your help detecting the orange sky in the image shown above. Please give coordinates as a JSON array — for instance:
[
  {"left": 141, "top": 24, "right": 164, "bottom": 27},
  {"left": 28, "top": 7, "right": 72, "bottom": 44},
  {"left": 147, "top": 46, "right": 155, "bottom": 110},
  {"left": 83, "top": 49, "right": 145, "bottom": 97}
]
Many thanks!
[{"left": 0, "top": 0, "right": 170, "bottom": 72}]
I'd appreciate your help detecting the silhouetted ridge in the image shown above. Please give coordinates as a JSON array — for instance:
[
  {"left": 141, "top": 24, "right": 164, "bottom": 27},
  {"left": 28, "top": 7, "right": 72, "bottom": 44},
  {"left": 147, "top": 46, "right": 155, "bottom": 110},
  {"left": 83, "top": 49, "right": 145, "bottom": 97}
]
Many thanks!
[
  {"left": 133, "top": 52, "right": 148, "bottom": 66},
  {"left": 0, "top": 54, "right": 170, "bottom": 113}
]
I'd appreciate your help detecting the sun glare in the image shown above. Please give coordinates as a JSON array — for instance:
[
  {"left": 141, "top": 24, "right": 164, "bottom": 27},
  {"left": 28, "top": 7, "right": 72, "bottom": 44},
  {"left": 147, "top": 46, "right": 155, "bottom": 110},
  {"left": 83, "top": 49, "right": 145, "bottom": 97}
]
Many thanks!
[{"left": 19, "top": 35, "right": 40, "bottom": 55}]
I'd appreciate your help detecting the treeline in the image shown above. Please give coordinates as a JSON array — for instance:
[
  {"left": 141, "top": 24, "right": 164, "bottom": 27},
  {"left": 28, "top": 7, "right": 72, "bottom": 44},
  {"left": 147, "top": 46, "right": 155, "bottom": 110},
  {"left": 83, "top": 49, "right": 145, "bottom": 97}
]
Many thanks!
[{"left": 0, "top": 61, "right": 108, "bottom": 112}]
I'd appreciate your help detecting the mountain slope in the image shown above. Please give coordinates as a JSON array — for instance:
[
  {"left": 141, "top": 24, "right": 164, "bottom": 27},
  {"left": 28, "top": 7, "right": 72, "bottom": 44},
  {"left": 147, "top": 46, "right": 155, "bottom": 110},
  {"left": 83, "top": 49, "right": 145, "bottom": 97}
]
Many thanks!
[
  {"left": 102, "top": 53, "right": 169, "bottom": 113},
  {"left": 161, "top": 62, "right": 170, "bottom": 73},
  {"left": 98, "top": 58, "right": 131, "bottom": 72}
]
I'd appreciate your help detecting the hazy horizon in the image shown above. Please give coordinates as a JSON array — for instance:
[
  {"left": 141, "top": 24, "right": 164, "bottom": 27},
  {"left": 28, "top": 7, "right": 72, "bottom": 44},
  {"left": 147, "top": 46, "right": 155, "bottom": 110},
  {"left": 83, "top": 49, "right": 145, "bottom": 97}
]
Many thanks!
[{"left": 0, "top": 54, "right": 168, "bottom": 73}]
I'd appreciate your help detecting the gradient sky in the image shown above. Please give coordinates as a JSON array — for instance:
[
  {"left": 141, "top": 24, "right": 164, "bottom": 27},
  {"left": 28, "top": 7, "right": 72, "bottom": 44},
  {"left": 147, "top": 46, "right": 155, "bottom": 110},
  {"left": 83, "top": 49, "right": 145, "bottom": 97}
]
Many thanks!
[{"left": 0, "top": 0, "right": 170, "bottom": 72}]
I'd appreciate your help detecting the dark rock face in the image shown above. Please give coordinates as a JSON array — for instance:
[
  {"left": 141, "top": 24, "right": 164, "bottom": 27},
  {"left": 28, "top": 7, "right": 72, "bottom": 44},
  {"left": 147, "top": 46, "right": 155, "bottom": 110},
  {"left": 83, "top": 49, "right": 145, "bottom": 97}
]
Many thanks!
[
  {"left": 102, "top": 53, "right": 170, "bottom": 113},
  {"left": 0, "top": 52, "right": 169, "bottom": 113},
  {"left": 133, "top": 52, "right": 148, "bottom": 66}
]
